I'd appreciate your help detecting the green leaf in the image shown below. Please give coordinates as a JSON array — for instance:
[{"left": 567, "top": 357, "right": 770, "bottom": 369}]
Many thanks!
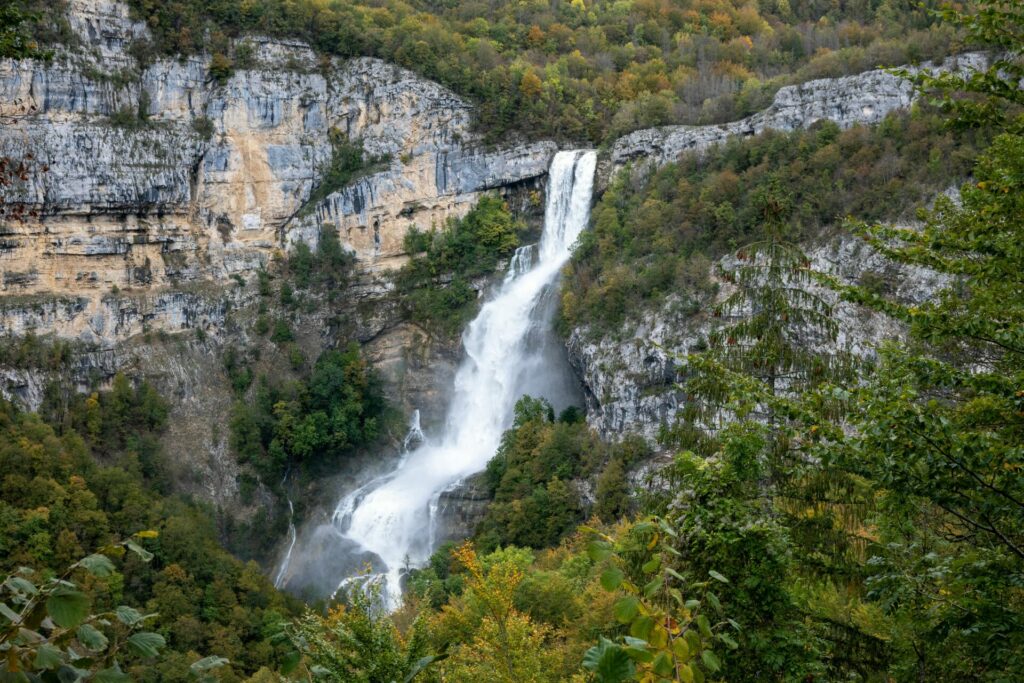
[
  {"left": 586, "top": 540, "right": 612, "bottom": 563},
  {"left": 46, "top": 588, "right": 90, "bottom": 629},
  {"left": 94, "top": 665, "right": 131, "bottom": 683},
  {"left": 6, "top": 576, "right": 38, "bottom": 596},
  {"left": 708, "top": 570, "right": 729, "bottom": 584},
  {"left": 600, "top": 567, "right": 625, "bottom": 591},
  {"left": 696, "top": 614, "right": 713, "bottom": 639},
  {"left": 191, "top": 655, "right": 229, "bottom": 673},
  {"left": 76, "top": 623, "right": 109, "bottom": 652},
  {"left": 641, "top": 557, "right": 661, "bottom": 574},
  {"left": 700, "top": 649, "right": 721, "bottom": 673},
  {"left": 623, "top": 646, "right": 654, "bottom": 663},
  {"left": 76, "top": 554, "right": 116, "bottom": 578},
  {"left": 613, "top": 596, "right": 639, "bottom": 624},
  {"left": 124, "top": 540, "right": 154, "bottom": 563},
  {"left": 582, "top": 638, "right": 635, "bottom": 682},
  {"left": 622, "top": 636, "right": 648, "bottom": 649},
  {"left": 33, "top": 643, "right": 64, "bottom": 670},
  {"left": 127, "top": 631, "right": 165, "bottom": 659},
  {"left": 0, "top": 601, "right": 21, "bottom": 623},
  {"left": 683, "top": 629, "right": 702, "bottom": 654},
  {"left": 632, "top": 521, "right": 655, "bottom": 534},
  {"left": 678, "top": 662, "right": 694, "bottom": 683},
  {"left": 652, "top": 651, "right": 674, "bottom": 677},
  {"left": 717, "top": 632, "right": 738, "bottom": 650},
  {"left": 115, "top": 606, "right": 143, "bottom": 626},
  {"left": 672, "top": 637, "right": 690, "bottom": 661},
  {"left": 630, "top": 615, "right": 655, "bottom": 640}
]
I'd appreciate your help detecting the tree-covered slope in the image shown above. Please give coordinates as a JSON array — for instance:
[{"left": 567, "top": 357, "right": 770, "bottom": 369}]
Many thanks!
[
  {"left": 562, "top": 106, "right": 986, "bottom": 336},
  {"left": 0, "top": 384, "right": 300, "bottom": 681},
  {"left": 24, "top": 0, "right": 961, "bottom": 142}
]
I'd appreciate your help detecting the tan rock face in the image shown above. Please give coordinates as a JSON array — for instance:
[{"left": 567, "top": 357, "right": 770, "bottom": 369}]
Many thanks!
[{"left": 0, "top": 0, "right": 555, "bottom": 343}]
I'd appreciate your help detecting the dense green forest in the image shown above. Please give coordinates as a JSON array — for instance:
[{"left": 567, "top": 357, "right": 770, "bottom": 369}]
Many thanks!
[
  {"left": 224, "top": 227, "right": 394, "bottom": 561},
  {"left": 0, "top": 382, "right": 300, "bottom": 680},
  {"left": 393, "top": 195, "right": 527, "bottom": 336},
  {"left": 2, "top": 0, "right": 1024, "bottom": 682},
  {"left": 17, "top": 0, "right": 961, "bottom": 142},
  {"left": 561, "top": 106, "right": 986, "bottom": 335}
]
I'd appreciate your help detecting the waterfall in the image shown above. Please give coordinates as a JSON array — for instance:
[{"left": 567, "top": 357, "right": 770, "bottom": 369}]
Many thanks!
[
  {"left": 273, "top": 469, "right": 297, "bottom": 589},
  {"left": 281, "top": 150, "right": 597, "bottom": 606}
]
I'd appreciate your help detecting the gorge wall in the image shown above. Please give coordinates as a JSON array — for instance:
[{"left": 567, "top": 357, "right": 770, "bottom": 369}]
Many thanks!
[
  {"left": 0, "top": 0, "right": 554, "bottom": 345},
  {"left": 0, "top": 0, "right": 981, "bottom": 530},
  {"left": 566, "top": 233, "right": 953, "bottom": 442}
]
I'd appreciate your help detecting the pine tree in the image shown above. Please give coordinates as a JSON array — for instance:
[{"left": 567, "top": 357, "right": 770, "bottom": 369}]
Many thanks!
[
  {"left": 830, "top": 6, "right": 1024, "bottom": 673},
  {"left": 662, "top": 175, "right": 882, "bottom": 679}
]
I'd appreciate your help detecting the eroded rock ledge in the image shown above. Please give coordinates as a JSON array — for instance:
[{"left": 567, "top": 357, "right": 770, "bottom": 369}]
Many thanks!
[
  {"left": 0, "top": 0, "right": 554, "bottom": 344},
  {"left": 611, "top": 52, "right": 987, "bottom": 171}
]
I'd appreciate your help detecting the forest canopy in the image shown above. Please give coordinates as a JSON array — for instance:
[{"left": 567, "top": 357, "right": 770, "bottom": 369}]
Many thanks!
[
  {"left": 2, "top": 0, "right": 1023, "bottom": 681},
  {"left": 105, "top": 0, "right": 963, "bottom": 143}
]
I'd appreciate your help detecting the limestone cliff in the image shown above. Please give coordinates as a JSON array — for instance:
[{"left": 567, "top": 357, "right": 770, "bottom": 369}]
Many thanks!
[
  {"left": 610, "top": 52, "right": 987, "bottom": 172},
  {"left": 0, "top": 0, "right": 555, "bottom": 524},
  {"left": 0, "top": 0, "right": 554, "bottom": 345},
  {"left": 0, "top": 0, "right": 986, "bottom": 554},
  {"left": 566, "top": 232, "right": 951, "bottom": 442}
]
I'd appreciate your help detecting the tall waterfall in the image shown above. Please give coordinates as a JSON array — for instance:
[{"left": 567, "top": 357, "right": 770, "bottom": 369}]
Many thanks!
[{"left": 280, "top": 150, "right": 596, "bottom": 605}]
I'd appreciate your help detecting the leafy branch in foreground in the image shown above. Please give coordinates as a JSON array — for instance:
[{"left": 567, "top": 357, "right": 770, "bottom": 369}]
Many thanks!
[
  {"left": 0, "top": 532, "right": 227, "bottom": 681},
  {"left": 582, "top": 518, "right": 738, "bottom": 683}
]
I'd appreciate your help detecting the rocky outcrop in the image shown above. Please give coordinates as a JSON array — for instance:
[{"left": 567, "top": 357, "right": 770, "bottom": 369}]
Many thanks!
[
  {"left": 0, "top": 0, "right": 985, "bottom": 349},
  {"left": 0, "top": 0, "right": 555, "bottom": 343},
  {"left": 435, "top": 473, "right": 491, "bottom": 544},
  {"left": 568, "top": 233, "right": 951, "bottom": 441},
  {"left": 611, "top": 52, "right": 988, "bottom": 171}
]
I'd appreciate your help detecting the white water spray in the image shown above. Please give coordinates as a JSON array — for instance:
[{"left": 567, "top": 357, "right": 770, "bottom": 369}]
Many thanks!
[{"left": 283, "top": 150, "right": 596, "bottom": 605}]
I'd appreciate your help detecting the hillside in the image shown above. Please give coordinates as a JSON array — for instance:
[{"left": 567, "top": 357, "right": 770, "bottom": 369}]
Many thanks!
[{"left": 1, "top": 0, "right": 1023, "bottom": 681}]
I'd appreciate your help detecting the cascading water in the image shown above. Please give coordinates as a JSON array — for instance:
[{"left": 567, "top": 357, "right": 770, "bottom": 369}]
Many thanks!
[
  {"left": 273, "top": 498, "right": 296, "bottom": 589},
  {"left": 273, "top": 469, "right": 297, "bottom": 589},
  {"left": 277, "top": 150, "right": 596, "bottom": 605}
]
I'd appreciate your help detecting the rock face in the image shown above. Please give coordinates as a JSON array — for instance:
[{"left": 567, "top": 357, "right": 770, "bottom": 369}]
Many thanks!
[
  {"left": 0, "top": 0, "right": 980, "bottom": 351},
  {"left": 434, "top": 473, "right": 492, "bottom": 544},
  {"left": 611, "top": 52, "right": 988, "bottom": 171},
  {"left": 0, "top": 0, "right": 986, "bottom": 555},
  {"left": 567, "top": 234, "right": 951, "bottom": 441},
  {"left": 0, "top": 0, "right": 555, "bottom": 344}
]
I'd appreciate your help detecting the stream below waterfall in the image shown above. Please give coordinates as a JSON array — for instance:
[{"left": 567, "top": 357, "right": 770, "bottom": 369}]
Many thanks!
[{"left": 275, "top": 150, "right": 597, "bottom": 606}]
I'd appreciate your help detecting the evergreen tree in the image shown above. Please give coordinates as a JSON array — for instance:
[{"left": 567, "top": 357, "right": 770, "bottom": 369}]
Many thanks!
[
  {"left": 829, "top": 6, "right": 1024, "bottom": 673},
  {"left": 663, "top": 152, "right": 882, "bottom": 682}
]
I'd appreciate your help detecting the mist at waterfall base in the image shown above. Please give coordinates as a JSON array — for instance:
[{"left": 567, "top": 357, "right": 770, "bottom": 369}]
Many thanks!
[{"left": 276, "top": 150, "right": 597, "bottom": 605}]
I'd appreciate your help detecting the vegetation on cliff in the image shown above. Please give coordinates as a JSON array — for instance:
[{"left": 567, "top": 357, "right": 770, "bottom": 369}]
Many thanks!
[
  {"left": 229, "top": 344, "right": 387, "bottom": 487},
  {"left": 224, "top": 229, "right": 393, "bottom": 559},
  {"left": 393, "top": 195, "right": 526, "bottom": 337},
  {"left": 114, "top": 0, "right": 959, "bottom": 143},
  {"left": 562, "top": 106, "right": 986, "bottom": 335}
]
